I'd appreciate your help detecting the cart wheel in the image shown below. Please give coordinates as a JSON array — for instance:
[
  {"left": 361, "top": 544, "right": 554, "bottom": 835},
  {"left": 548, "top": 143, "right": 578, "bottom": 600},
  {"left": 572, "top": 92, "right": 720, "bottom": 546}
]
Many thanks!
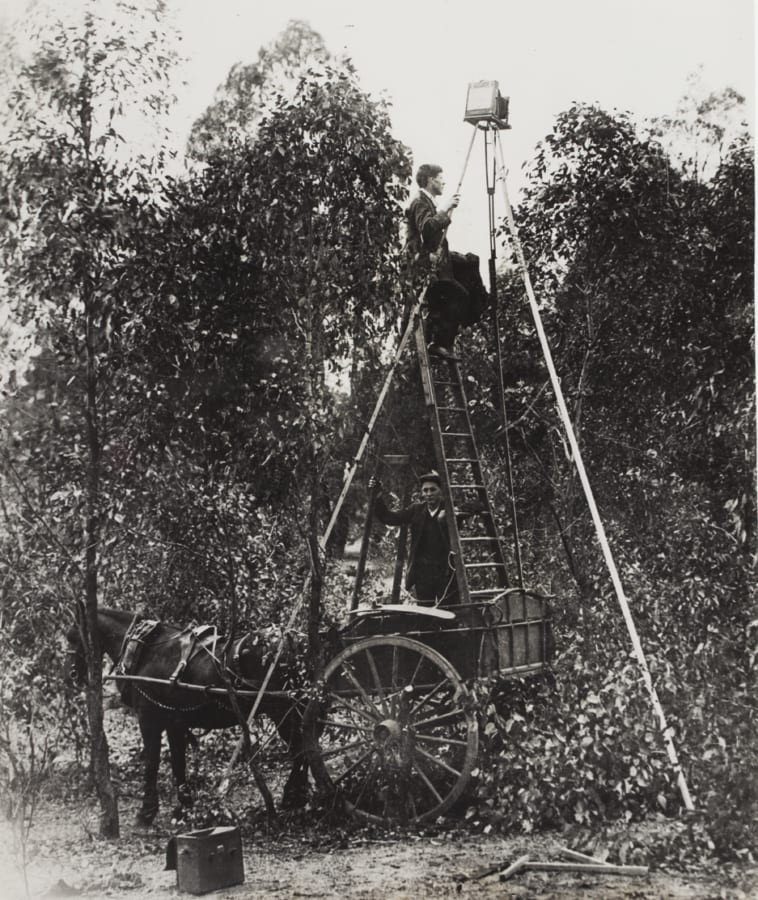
[{"left": 303, "top": 635, "right": 478, "bottom": 824}]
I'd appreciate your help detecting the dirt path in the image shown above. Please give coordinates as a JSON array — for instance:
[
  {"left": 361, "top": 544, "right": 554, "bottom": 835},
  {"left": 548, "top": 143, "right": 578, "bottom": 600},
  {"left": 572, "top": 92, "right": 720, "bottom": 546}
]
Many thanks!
[{"left": 2, "top": 795, "right": 756, "bottom": 900}]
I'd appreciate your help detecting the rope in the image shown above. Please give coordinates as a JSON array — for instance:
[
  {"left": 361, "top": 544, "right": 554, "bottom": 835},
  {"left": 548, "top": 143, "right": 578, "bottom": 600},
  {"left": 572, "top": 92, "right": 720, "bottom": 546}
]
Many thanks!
[
  {"left": 432, "top": 556, "right": 459, "bottom": 608},
  {"left": 495, "top": 137, "right": 695, "bottom": 813}
]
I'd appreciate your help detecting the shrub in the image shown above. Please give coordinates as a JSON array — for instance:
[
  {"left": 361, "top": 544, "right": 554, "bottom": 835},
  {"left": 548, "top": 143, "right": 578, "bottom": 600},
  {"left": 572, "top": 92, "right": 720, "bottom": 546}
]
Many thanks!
[{"left": 468, "top": 608, "right": 757, "bottom": 862}]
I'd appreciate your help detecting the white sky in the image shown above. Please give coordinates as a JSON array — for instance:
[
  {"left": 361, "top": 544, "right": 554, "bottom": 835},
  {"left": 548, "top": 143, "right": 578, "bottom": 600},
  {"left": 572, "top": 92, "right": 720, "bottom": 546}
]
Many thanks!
[
  {"left": 1, "top": 0, "right": 755, "bottom": 260},
  {"left": 170, "top": 0, "right": 755, "bottom": 258}
]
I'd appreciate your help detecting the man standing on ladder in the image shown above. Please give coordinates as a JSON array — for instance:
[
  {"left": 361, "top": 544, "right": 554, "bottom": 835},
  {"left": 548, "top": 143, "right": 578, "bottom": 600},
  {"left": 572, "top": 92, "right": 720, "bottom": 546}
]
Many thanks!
[{"left": 406, "top": 164, "right": 472, "bottom": 362}]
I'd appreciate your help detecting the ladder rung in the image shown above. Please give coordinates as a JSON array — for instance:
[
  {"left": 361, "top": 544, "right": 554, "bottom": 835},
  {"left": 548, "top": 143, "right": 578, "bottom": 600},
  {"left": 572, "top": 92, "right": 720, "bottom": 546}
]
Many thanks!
[
  {"left": 433, "top": 380, "right": 458, "bottom": 386},
  {"left": 461, "top": 537, "right": 499, "bottom": 543},
  {"left": 450, "top": 483, "right": 485, "bottom": 490},
  {"left": 470, "top": 589, "right": 509, "bottom": 598},
  {"left": 446, "top": 457, "right": 479, "bottom": 463},
  {"left": 441, "top": 432, "right": 473, "bottom": 439},
  {"left": 438, "top": 406, "right": 467, "bottom": 412},
  {"left": 465, "top": 562, "right": 507, "bottom": 569}
]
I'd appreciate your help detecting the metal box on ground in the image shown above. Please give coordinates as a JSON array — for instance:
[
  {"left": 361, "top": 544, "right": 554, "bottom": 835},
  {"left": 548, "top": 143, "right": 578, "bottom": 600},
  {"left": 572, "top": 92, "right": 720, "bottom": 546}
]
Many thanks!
[{"left": 175, "top": 826, "right": 244, "bottom": 895}]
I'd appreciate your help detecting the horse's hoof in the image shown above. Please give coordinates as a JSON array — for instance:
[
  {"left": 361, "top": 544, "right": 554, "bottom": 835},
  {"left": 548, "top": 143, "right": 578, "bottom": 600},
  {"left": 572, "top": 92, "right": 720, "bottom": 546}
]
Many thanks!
[{"left": 280, "top": 791, "right": 307, "bottom": 810}]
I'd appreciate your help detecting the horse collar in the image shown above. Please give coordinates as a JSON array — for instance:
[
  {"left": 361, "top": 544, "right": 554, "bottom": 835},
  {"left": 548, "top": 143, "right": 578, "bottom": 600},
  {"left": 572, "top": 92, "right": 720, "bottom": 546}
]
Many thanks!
[{"left": 115, "top": 617, "right": 160, "bottom": 688}]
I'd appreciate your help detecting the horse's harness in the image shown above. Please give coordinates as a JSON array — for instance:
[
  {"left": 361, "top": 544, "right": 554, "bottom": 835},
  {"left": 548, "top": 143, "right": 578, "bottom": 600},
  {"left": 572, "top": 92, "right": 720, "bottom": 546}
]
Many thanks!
[{"left": 113, "top": 615, "right": 287, "bottom": 714}]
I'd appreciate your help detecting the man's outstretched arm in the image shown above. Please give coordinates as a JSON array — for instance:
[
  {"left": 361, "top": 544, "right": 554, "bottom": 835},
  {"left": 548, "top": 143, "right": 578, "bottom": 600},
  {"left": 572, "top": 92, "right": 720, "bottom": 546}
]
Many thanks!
[{"left": 369, "top": 477, "right": 414, "bottom": 527}]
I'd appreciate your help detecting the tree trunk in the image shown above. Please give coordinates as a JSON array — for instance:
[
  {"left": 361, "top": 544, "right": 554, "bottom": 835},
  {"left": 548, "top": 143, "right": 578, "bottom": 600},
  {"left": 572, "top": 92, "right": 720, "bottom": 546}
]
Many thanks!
[
  {"left": 84, "top": 686, "right": 119, "bottom": 837},
  {"left": 302, "top": 214, "right": 326, "bottom": 672},
  {"left": 83, "top": 300, "right": 120, "bottom": 839},
  {"left": 305, "top": 324, "right": 325, "bottom": 672}
]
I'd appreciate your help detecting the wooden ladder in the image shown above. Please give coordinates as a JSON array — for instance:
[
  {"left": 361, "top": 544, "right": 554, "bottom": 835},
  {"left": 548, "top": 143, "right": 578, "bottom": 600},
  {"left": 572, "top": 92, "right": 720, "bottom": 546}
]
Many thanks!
[{"left": 415, "top": 321, "right": 511, "bottom": 605}]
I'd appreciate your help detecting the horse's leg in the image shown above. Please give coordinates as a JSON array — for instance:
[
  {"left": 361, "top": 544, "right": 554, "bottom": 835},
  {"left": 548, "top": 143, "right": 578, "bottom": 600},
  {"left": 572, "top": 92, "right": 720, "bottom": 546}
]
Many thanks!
[
  {"left": 275, "top": 703, "right": 309, "bottom": 809},
  {"left": 137, "top": 717, "right": 162, "bottom": 825},
  {"left": 167, "top": 724, "right": 193, "bottom": 810}
]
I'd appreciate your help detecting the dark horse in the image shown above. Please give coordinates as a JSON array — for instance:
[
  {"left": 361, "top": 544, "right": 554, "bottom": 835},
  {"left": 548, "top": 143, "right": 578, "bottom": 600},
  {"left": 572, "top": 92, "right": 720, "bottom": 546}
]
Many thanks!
[{"left": 65, "top": 607, "right": 309, "bottom": 825}]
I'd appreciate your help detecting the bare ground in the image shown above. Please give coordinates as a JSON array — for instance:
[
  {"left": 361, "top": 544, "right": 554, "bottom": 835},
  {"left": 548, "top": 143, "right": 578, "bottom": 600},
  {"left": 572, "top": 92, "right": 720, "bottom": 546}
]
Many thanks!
[
  {"left": 2, "top": 790, "right": 757, "bottom": 900},
  {"left": 2, "top": 708, "right": 755, "bottom": 900}
]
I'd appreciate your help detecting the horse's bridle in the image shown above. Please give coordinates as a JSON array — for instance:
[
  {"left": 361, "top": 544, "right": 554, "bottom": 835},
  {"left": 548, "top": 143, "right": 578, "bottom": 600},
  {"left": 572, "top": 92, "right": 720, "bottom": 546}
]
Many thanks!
[{"left": 114, "top": 612, "right": 144, "bottom": 672}]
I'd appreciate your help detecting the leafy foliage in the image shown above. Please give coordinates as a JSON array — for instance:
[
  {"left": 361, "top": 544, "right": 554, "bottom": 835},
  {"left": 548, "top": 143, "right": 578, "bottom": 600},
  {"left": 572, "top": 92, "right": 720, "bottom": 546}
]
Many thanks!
[
  {"left": 187, "top": 19, "right": 333, "bottom": 160},
  {"left": 0, "top": 6, "right": 754, "bottom": 867},
  {"left": 0, "top": 0, "right": 180, "bottom": 838},
  {"left": 459, "top": 99, "right": 756, "bottom": 862},
  {"left": 0, "top": 583, "right": 69, "bottom": 895},
  {"left": 469, "top": 589, "right": 757, "bottom": 861}
]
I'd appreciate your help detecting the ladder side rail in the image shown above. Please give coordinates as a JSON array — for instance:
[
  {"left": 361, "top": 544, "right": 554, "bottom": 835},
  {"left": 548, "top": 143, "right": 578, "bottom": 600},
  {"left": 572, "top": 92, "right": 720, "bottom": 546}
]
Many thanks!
[
  {"left": 415, "top": 322, "right": 471, "bottom": 605},
  {"left": 449, "top": 362, "right": 509, "bottom": 588},
  {"left": 436, "top": 360, "right": 510, "bottom": 593}
]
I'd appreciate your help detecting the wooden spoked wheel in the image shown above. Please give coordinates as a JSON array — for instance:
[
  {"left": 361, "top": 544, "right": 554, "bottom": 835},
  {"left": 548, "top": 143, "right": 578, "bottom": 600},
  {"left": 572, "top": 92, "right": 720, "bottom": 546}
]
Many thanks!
[{"left": 303, "top": 635, "right": 479, "bottom": 824}]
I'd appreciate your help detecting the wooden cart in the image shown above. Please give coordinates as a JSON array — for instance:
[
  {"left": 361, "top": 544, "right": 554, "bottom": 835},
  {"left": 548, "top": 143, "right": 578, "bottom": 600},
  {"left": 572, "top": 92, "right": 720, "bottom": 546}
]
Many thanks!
[{"left": 303, "top": 589, "right": 553, "bottom": 823}]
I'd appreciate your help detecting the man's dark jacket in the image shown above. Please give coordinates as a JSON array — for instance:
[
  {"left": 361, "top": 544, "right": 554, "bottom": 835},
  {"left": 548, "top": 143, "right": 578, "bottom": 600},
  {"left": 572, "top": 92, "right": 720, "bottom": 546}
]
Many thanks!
[
  {"left": 374, "top": 495, "right": 451, "bottom": 591},
  {"left": 405, "top": 192, "right": 454, "bottom": 278},
  {"left": 406, "top": 193, "right": 488, "bottom": 331}
]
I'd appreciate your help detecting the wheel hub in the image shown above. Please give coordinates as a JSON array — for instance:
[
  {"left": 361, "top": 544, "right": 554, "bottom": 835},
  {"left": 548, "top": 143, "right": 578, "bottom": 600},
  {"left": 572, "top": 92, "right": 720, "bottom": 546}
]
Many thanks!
[
  {"left": 372, "top": 719, "right": 411, "bottom": 768},
  {"left": 373, "top": 718, "right": 402, "bottom": 746}
]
